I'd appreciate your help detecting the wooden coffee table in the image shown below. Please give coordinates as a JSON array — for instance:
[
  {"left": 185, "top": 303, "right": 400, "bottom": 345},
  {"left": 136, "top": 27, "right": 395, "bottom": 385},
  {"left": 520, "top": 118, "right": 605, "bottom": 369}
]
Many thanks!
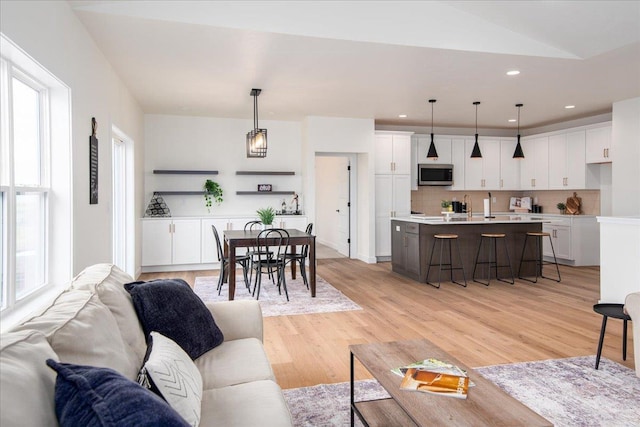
[{"left": 349, "top": 339, "right": 551, "bottom": 426}]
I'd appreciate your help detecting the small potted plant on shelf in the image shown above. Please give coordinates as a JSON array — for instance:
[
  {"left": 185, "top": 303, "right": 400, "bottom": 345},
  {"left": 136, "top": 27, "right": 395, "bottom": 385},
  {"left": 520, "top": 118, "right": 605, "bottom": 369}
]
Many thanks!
[
  {"left": 556, "top": 202, "right": 566, "bottom": 214},
  {"left": 256, "top": 207, "right": 275, "bottom": 228},
  {"left": 203, "top": 179, "right": 223, "bottom": 213}
]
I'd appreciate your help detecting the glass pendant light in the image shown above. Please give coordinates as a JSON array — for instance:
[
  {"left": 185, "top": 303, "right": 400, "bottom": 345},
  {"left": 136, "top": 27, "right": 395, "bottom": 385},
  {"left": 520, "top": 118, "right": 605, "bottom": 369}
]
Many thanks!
[
  {"left": 470, "top": 101, "right": 482, "bottom": 158},
  {"left": 513, "top": 103, "right": 525, "bottom": 158},
  {"left": 427, "top": 99, "right": 438, "bottom": 159},
  {"left": 246, "top": 88, "right": 267, "bottom": 158}
]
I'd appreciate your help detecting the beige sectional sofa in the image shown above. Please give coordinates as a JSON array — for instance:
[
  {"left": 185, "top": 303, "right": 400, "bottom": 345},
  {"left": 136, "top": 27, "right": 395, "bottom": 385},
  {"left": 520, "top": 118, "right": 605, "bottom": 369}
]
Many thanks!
[
  {"left": 625, "top": 292, "right": 640, "bottom": 378},
  {"left": 0, "top": 264, "right": 293, "bottom": 426}
]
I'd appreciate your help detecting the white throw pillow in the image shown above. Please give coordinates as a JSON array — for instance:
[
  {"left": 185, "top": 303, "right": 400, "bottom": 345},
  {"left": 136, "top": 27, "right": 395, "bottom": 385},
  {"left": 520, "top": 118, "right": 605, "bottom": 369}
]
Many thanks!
[{"left": 138, "top": 332, "right": 203, "bottom": 427}]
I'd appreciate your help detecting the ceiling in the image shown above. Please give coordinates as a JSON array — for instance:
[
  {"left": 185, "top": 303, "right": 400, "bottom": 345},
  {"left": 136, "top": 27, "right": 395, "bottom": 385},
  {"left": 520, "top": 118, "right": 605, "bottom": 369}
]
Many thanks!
[{"left": 70, "top": 0, "right": 640, "bottom": 130}]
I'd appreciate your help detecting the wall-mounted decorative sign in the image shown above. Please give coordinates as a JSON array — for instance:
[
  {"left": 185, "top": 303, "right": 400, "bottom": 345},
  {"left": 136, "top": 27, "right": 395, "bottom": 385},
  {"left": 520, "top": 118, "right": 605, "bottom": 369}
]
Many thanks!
[
  {"left": 257, "top": 184, "right": 272, "bottom": 192},
  {"left": 89, "top": 117, "right": 98, "bottom": 204}
]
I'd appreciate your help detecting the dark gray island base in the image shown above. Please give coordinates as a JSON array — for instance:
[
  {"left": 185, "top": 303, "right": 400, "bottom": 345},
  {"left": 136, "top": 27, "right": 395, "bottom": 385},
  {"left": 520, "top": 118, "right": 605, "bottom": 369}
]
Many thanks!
[{"left": 391, "top": 217, "right": 545, "bottom": 283}]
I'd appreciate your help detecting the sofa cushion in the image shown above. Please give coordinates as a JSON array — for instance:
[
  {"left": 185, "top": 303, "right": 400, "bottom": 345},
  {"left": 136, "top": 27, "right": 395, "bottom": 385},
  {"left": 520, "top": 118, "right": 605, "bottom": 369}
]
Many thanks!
[
  {"left": 14, "top": 289, "right": 136, "bottom": 379},
  {"left": 46, "top": 359, "right": 190, "bottom": 427},
  {"left": 1, "top": 330, "right": 59, "bottom": 427},
  {"left": 139, "top": 332, "right": 203, "bottom": 427},
  {"left": 70, "top": 263, "right": 147, "bottom": 370},
  {"left": 200, "top": 380, "right": 292, "bottom": 427},
  {"left": 195, "top": 337, "right": 275, "bottom": 390},
  {"left": 125, "top": 279, "right": 224, "bottom": 359}
]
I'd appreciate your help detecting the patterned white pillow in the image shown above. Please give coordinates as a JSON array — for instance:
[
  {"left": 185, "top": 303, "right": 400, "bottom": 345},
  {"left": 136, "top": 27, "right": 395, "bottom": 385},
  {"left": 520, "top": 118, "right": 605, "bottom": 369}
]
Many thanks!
[{"left": 138, "top": 332, "right": 203, "bottom": 427}]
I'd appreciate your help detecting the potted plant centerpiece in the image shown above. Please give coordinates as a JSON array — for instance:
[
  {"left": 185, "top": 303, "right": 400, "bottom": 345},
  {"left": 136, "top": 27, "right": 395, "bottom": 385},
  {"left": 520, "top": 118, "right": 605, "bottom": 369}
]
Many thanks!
[
  {"left": 556, "top": 202, "right": 566, "bottom": 214},
  {"left": 256, "top": 207, "right": 276, "bottom": 228},
  {"left": 441, "top": 200, "right": 452, "bottom": 212},
  {"left": 203, "top": 179, "right": 223, "bottom": 213}
]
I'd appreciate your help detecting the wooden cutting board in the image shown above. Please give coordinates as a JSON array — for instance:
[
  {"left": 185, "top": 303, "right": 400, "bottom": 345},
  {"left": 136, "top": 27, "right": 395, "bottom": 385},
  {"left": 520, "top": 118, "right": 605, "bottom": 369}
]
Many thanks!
[{"left": 565, "top": 192, "right": 581, "bottom": 215}]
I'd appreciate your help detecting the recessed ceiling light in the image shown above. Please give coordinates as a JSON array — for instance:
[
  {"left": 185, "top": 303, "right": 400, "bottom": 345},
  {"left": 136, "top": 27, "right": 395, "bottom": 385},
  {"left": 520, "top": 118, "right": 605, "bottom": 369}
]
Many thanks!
[
  {"left": 508, "top": 119, "right": 517, "bottom": 122},
  {"left": 398, "top": 114, "right": 407, "bottom": 118},
  {"left": 565, "top": 105, "right": 575, "bottom": 109},
  {"left": 506, "top": 70, "right": 520, "bottom": 76}
]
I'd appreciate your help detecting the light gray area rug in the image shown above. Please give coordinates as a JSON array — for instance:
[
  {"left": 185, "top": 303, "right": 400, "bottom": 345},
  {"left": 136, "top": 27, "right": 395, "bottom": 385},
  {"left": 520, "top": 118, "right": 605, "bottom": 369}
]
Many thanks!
[
  {"left": 193, "top": 274, "right": 362, "bottom": 317},
  {"left": 283, "top": 356, "right": 640, "bottom": 427}
]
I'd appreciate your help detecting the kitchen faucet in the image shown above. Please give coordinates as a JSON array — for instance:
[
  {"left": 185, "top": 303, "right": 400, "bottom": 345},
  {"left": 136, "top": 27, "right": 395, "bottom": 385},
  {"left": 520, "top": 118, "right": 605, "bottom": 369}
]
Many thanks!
[{"left": 464, "top": 194, "right": 472, "bottom": 218}]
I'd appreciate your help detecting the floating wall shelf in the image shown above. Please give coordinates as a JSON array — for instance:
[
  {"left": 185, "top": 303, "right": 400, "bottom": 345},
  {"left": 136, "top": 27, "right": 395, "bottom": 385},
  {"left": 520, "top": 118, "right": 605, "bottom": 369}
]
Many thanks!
[
  {"left": 153, "top": 170, "right": 218, "bottom": 175},
  {"left": 153, "top": 191, "right": 206, "bottom": 196},
  {"left": 236, "top": 191, "right": 296, "bottom": 195},
  {"left": 235, "top": 171, "right": 295, "bottom": 176}
]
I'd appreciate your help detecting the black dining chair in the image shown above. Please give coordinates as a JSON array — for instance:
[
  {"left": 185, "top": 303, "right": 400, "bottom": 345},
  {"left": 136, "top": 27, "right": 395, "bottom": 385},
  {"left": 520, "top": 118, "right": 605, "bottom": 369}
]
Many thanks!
[
  {"left": 252, "top": 228, "right": 290, "bottom": 301},
  {"left": 211, "top": 225, "right": 250, "bottom": 295},
  {"left": 282, "top": 223, "right": 313, "bottom": 290},
  {"left": 245, "top": 220, "right": 274, "bottom": 285}
]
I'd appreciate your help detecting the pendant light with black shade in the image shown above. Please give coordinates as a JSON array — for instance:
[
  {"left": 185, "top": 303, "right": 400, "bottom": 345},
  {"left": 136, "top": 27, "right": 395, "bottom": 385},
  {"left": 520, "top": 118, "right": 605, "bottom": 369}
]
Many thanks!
[
  {"left": 470, "top": 101, "right": 482, "bottom": 158},
  {"left": 513, "top": 103, "right": 525, "bottom": 158},
  {"left": 246, "top": 88, "right": 267, "bottom": 158},
  {"left": 427, "top": 99, "right": 438, "bottom": 159}
]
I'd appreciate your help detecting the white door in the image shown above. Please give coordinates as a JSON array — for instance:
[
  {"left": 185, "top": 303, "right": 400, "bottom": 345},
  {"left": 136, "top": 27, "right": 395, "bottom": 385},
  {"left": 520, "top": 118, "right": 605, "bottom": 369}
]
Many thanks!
[
  {"left": 336, "top": 158, "right": 350, "bottom": 256},
  {"left": 112, "top": 137, "right": 126, "bottom": 270}
]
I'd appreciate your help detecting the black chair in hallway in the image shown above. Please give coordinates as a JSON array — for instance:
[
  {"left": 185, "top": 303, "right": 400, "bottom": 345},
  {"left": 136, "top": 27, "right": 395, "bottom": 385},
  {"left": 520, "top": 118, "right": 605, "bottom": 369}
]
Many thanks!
[{"left": 211, "top": 225, "right": 250, "bottom": 295}]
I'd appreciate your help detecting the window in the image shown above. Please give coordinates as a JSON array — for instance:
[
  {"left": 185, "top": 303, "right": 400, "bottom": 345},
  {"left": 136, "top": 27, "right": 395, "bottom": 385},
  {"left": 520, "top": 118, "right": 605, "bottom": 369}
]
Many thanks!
[{"left": 1, "top": 34, "right": 71, "bottom": 327}]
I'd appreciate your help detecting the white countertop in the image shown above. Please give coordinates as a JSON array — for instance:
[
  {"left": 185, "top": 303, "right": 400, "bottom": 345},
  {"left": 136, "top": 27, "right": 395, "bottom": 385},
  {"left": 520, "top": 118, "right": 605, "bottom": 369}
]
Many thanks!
[{"left": 395, "top": 214, "right": 551, "bottom": 225}]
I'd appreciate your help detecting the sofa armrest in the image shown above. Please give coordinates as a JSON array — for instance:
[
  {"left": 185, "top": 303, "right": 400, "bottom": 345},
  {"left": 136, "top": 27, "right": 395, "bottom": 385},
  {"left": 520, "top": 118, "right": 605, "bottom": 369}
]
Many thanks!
[
  {"left": 205, "top": 300, "right": 263, "bottom": 342},
  {"left": 624, "top": 292, "right": 640, "bottom": 377}
]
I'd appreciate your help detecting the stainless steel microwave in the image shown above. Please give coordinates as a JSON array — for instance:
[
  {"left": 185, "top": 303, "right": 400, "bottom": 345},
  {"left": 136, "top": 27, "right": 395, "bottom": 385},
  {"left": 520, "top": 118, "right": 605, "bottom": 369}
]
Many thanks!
[{"left": 418, "top": 163, "right": 454, "bottom": 186}]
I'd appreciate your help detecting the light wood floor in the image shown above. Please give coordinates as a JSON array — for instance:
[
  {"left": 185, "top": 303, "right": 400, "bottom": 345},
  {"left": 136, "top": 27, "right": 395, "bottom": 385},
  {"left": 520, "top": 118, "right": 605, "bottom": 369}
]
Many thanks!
[{"left": 139, "top": 259, "right": 635, "bottom": 390}]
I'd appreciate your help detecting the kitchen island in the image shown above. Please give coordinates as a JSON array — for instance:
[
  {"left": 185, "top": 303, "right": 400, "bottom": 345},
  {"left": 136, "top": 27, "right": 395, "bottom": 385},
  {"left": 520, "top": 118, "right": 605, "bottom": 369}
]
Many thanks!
[{"left": 391, "top": 215, "right": 549, "bottom": 283}]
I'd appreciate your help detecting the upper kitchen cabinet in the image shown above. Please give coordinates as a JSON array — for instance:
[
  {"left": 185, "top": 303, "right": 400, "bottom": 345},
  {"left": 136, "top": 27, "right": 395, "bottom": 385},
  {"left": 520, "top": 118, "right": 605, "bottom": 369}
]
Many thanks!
[
  {"left": 450, "top": 138, "right": 466, "bottom": 191},
  {"left": 375, "top": 132, "right": 412, "bottom": 175},
  {"left": 585, "top": 124, "right": 612, "bottom": 163},
  {"left": 414, "top": 135, "right": 453, "bottom": 164},
  {"left": 520, "top": 136, "right": 549, "bottom": 190},
  {"left": 499, "top": 138, "right": 521, "bottom": 190},
  {"left": 548, "top": 130, "right": 598, "bottom": 190},
  {"left": 464, "top": 138, "right": 501, "bottom": 190}
]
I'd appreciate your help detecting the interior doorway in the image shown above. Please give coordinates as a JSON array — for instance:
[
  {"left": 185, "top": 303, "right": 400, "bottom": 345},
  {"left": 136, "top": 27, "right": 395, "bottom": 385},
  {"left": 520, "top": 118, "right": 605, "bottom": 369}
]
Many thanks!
[
  {"left": 111, "top": 126, "right": 135, "bottom": 277},
  {"left": 314, "top": 154, "right": 355, "bottom": 258}
]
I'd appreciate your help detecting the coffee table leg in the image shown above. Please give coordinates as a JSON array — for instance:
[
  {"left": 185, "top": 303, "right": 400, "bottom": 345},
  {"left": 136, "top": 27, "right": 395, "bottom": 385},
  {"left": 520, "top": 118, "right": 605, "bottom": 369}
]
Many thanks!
[
  {"left": 350, "top": 351, "right": 355, "bottom": 427},
  {"left": 623, "top": 319, "right": 628, "bottom": 361},
  {"left": 595, "top": 315, "right": 608, "bottom": 369}
]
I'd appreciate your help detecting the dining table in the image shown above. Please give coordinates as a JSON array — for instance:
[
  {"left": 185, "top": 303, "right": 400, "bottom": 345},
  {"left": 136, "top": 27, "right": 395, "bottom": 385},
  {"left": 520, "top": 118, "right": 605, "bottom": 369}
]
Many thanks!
[{"left": 223, "top": 228, "right": 316, "bottom": 301}]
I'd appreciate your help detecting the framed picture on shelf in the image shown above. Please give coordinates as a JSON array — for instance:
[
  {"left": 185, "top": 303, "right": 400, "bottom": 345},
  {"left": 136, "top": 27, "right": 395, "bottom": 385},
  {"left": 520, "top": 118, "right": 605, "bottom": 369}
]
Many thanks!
[{"left": 257, "top": 184, "right": 272, "bottom": 192}]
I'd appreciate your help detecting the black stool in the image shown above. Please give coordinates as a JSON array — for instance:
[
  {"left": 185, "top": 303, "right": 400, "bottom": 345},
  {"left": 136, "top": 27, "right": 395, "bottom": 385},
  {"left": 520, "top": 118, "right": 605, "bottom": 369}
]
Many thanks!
[
  {"left": 518, "top": 232, "right": 561, "bottom": 283},
  {"left": 472, "top": 233, "right": 515, "bottom": 286},
  {"left": 593, "top": 303, "right": 631, "bottom": 369},
  {"left": 425, "top": 234, "right": 467, "bottom": 289}
]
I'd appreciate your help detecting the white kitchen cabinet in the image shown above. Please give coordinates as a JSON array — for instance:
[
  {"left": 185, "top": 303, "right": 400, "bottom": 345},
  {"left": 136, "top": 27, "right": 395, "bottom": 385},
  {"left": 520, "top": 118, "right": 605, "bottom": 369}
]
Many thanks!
[
  {"left": 375, "top": 174, "right": 411, "bottom": 258},
  {"left": 414, "top": 135, "right": 453, "bottom": 165},
  {"left": 142, "top": 218, "right": 201, "bottom": 267},
  {"left": 538, "top": 215, "right": 599, "bottom": 266},
  {"left": 464, "top": 138, "right": 500, "bottom": 190},
  {"left": 543, "top": 222, "right": 572, "bottom": 260},
  {"left": 275, "top": 215, "right": 308, "bottom": 230},
  {"left": 499, "top": 138, "right": 521, "bottom": 190},
  {"left": 585, "top": 124, "right": 612, "bottom": 163},
  {"left": 375, "top": 132, "right": 412, "bottom": 175},
  {"left": 548, "top": 130, "right": 590, "bottom": 189},
  {"left": 449, "top": 138, "right": 466, "bottom": 190},
  {"left": 520, "top": 136, "right": 549, "bottom": 190}
]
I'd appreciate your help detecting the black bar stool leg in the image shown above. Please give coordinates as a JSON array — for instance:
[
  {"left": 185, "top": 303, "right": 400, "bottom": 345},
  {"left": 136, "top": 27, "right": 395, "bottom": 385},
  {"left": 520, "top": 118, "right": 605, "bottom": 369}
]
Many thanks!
[
  {"left": 454, "top": 238, "right": 467, "bottom": 287},
  {"left": 595, "top": 315, "right": 608, "bottom": 369},
  {"left": 499, "top": 236, "right": 515, "bottom": 285},
  {"left": 623, "top": 319, "right": 628, "bottom": 361},
  {"left": 426, "top": 238, "right": 439, "bottom": 288}
]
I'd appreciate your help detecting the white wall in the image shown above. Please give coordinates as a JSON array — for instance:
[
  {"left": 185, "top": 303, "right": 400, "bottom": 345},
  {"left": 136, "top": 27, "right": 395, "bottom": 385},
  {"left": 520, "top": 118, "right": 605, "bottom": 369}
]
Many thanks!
[
  {"left": 612, "top": 97, "right": 640, "bottom": 216},
  {"left": 144, "top": 115, "right": 302, "bottom": 216},
  {"left": 1, "top": 1, "right": 145, "bottom": 275},
  {"left": 302, "top": 117, "right": 376, "bottom": 262}
]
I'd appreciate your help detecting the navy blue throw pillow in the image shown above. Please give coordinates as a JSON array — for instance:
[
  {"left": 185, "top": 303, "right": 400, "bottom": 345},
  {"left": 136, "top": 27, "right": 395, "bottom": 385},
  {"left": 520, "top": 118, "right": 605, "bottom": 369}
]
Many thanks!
[
  {"left": 124, "top": 279, "right": 224, "bottom": 359},
  {"left": 46, "top": 359, "right": 189, "bottom": 427}
]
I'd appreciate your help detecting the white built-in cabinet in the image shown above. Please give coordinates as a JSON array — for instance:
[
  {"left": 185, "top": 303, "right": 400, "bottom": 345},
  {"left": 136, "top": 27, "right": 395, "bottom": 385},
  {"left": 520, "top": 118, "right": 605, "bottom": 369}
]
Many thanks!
[
  {"left": 142, "top": 218, "right": 201, "bottom": 267},
  {"left": 414, "top": 135, "right": 453, "bottom": 165},
  {"left": 548, "top": 130, "right": 594, "bottom": 189},
  {"left": 499, "top": 139, "right": 521, "bottom": 190},
  {"left": 520, "top": 136, "right": 549, "bottom": 190},
  {"left": 464, "top": 138, "right": 501, "bottom": 190},
  {"left": 540, "top": 215, "right": 599, "bottom": 266},
  {"left": 450, "top": 138, "right": 466, "bottom": 190},
  {"left": 585, "top": 124, "right": 612, "bottom": 164},
  {"left": 375, "top": 131, "right": 412, "bottom": 258},
  {"left": 143, "top": 215, "right": 308, "bottom": 271}
]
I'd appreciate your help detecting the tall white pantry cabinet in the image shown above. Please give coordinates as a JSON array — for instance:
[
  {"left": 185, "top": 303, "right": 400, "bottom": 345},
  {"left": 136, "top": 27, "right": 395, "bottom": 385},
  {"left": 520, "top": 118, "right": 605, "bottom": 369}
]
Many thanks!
[{"left": 375, "top": 131, "right": 413, "bottom": 259}]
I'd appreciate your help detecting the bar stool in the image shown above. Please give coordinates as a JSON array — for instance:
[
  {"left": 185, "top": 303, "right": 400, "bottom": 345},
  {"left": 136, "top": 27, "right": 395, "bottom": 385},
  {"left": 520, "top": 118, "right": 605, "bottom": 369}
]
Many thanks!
[
  {"left": 472, "top": 233, "right": 515, "bottom": 286},
  {"left": 518, "top": 231, "right": 561, "bottom": 283},
  {"left": 425, "top": 234, "right": 467, "bottom": 289}
]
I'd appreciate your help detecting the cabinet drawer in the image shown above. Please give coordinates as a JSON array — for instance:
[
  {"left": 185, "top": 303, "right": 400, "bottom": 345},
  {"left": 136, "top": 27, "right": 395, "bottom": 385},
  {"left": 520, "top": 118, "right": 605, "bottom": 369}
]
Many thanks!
[{"left": 405, "top": 223, "right": 420, "bottom": 234}]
